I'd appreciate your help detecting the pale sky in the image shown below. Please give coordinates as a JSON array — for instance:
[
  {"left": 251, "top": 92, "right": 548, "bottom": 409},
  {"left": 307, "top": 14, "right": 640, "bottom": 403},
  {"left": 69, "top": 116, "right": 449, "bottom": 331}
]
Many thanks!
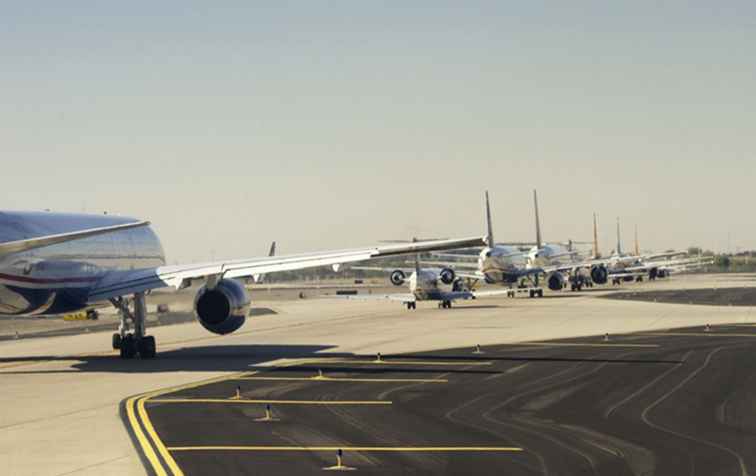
[{"left": 2, "top": 2, "right": 754, "bottom": 262}]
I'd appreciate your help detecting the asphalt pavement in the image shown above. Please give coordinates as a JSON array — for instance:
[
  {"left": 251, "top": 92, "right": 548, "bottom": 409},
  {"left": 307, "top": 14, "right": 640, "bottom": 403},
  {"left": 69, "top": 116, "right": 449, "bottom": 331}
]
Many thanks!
[{"left": 126, "top": 324, "right": 756, "bottom": 475}]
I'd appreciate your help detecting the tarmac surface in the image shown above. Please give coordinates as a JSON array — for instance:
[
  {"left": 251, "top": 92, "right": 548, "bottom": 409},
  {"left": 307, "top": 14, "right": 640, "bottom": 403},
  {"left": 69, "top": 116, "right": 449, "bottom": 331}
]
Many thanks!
[
  {"left": 2, "top": 273, "right": 756, "bottom": 475},
  {"left": 607, "top": 286, "right": 756, "bottom": 307},
  {"left": 125, "top": 325, "right": 756, "bottom": 476}
]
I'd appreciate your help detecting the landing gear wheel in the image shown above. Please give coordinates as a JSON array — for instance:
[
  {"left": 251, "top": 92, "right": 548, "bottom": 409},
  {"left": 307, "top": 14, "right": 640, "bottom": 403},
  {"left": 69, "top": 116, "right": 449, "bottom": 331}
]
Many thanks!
[
  {"left": 120, "top": 336, "right": 137, "bottom": 359},
  {"left": 138, "top": 336, "right": 156, "bottom": 359},
  {"left": 443, "top": 301, "right": 452, "bottom": 309},
  {"left": 538, "top": 289, "right": 544, "bottom": 298},
  {"left": 112, "top": 333, "right": 122, "bottom": 350}
]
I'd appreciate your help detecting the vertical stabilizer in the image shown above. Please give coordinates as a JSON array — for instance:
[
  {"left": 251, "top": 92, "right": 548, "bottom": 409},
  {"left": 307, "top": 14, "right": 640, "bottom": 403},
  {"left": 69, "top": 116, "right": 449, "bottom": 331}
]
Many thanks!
[
  {"left": 412, "top": 237, "right": 421, "bottom": 275},
  {"left": 592, "top": 213, "right": 600, "bottom": 258},
  {"left": 533, "top": 190, "right": 543, "bottom": 249},
  {"left": 634, "top": 226, "right": 640, "bottom": 256},
  {"left": 616, "top": 217, "right": 623, "bottom": 255},
  {"left": 268, "top": 241, "right": 276, "bottom": 257},
  {"left": 484, "top": 191, "right": 494, "bottom": 247}
]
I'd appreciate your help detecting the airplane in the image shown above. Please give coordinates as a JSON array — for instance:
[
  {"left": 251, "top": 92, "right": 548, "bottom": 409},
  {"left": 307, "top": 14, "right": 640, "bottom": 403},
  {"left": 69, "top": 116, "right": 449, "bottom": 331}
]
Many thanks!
[
  {"left": 589, "top": 216, "right": 709, "bottom": 285},
  {"left": 422, "top": 192, "right": 546, "bottom": 297},
  {"left": 430, "top": 191, "right": 596, "bottom": 296},
  {"left": 524, "top": 190, "right": 595, "bottom": 292},
  {"left": 350, "top": 243, "right": 510, "bottom": 309},
  {"left": 0, "top": 210, "right": 485, "bottom": 359}
]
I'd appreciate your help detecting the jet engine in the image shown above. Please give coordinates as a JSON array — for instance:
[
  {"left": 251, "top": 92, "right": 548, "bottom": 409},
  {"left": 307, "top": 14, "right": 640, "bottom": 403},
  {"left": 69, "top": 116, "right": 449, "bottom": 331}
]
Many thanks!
[
  {"left": 439, "top": 268, "right": 456, "bottom": 285},
  {"left": 194, "top": 279, "right": 250, "bottom": 335},
  {"left": 590, "top": 265, "right": 608, "bottom": 285},
  {"left": 390, "top": 270, "right": 406, "bottom": 286},
  {"left": 547, "top": 272, "right": 566, "bottom": 291}
]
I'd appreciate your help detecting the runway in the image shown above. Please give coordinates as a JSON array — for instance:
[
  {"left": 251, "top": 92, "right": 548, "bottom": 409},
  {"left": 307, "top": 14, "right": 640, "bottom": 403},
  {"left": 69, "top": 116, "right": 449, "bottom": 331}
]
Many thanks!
[
  {"left": 124, "top": 325, "right": 756, "bottom": 475},
  {"left": 2, "top": 274, "right": 756, "bottom": 475}
]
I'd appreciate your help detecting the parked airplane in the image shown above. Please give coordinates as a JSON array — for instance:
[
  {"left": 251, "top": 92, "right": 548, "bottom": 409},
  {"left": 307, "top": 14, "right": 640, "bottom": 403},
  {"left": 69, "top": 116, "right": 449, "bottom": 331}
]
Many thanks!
[
  {"left": 0, "top": 210, "right": 484, "bottom": 358},
  {"left": 351, "top": 245, "right": 509, "bottom": 309}
]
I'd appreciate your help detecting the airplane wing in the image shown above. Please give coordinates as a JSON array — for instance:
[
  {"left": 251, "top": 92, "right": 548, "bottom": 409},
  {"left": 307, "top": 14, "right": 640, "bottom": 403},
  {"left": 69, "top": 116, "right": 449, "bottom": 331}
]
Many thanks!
[
  {"left": 471, "top": 289, "right": 518, "bottom": 298},
  {"left": 430, "top": 252, "right": 480, "bottom": 260},
  {"left": 416, "top": 260, "right": 480, "bottom": 269},
  {"left": 0, "top": 220, "right": 150, "bottom": 256},
  {"left": 333, "top": 293, "right": 417, "bottom": 303},
  {"left": 349, "top": 266, "right": 415, "bottom": 273},
  {"left": 87, "top": 236, "right": 485, "bottom": 302}
]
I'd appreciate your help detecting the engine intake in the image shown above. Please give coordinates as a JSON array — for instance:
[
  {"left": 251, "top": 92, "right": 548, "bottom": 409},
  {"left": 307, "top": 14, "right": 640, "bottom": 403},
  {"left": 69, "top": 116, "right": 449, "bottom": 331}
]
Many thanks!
[
  {"left": 390, "top": 270, "right": 406, "bottom": 286},
  {"left": 194, "top": 279, "right": 250, "bottom": 335},
  {"left": 590, "top": 265, "right": 608, "bottom": 285},
  {"left": 547, "top": 272, "right": 565, "bottom": 291},
  {"left": 439, "top": 268, "right": 456, "bottom": 285}
]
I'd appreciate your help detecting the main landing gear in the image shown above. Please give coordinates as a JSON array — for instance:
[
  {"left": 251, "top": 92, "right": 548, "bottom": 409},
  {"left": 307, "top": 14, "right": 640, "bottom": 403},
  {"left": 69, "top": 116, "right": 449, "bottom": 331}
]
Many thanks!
[
  {"left": 110, "top": 292, "right": 156, "bottom": 359},
  {"left": 528, "top": 288, "right": 544, "bottom": 298},
  {"left": 437, "top": 300, "right": 452, "bottom": 309},
  {"left": 405, "top": 301, "right": 417, "bottom": 310}
]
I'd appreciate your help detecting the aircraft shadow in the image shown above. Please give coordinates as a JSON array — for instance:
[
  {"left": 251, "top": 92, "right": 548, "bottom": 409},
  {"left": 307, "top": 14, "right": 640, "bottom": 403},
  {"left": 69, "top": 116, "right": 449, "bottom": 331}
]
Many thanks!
[
  {"left": 391, "top": 353, "right": 683, "bottom": 365},
  {"left": 0, "top": 344, "right": 340, "bottom": 374}
]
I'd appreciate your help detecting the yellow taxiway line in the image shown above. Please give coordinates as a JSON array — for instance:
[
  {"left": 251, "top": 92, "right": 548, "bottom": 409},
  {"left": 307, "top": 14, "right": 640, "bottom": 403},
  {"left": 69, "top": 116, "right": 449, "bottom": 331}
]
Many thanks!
[
  {"left": 235, "top": 376, "right": 448, "bottom": 383},
  {"left": 640, "top": 332, "right": 756, "bottom": 338},
  {"left": 295, "top": 358, "right": 492, "bottom": 366},
  {"left": 149, "top": 398, "right": 392, "bottom": 405},
  {"left": 167, "top": 446, "right": 523, "bottom": 453},
  {"left": 124, "top": 371, "right": 260, "bottom": 476}
]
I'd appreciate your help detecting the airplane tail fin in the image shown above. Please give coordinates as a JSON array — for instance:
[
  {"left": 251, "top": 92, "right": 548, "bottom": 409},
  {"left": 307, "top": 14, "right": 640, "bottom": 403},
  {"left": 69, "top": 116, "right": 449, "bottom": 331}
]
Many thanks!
[
  {"left": 484, "top": 191, "right": 494, "bottom": 247},
  {"left": 253, "top": 241, "right": 277, "bottom": 283},
  {"left": 592, "top": 213, "right": 601, "bottom": 258},
  {"left": 533, "top": 189, "right": 543, "bottom": 249},
  {"left": 616, "top": 217, "right": 622, "bottom": 255},
  {"left": 412, "top": 237, "right": 421, "bottom": 275},
  {"left": 634, "top": 226, "right": 640, "bottom": 256}
]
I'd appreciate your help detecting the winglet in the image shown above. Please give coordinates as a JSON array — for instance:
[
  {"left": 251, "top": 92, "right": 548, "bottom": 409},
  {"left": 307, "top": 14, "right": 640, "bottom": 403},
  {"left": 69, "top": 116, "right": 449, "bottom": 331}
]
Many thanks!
[
  {"left": 268, "top": 241, "right": 276, "bottom": 257},
  {"left": 634, "top": 225, "right": 640, "bottom": 256},
  {"left": 0, "top": 220, "right": 150, "bottom": 257},
  {"left": 533, "top": 189, "right": 543, "bottom": 249},
  {"left": 484, "top": 191, "right": 494, "bottom": 247}
]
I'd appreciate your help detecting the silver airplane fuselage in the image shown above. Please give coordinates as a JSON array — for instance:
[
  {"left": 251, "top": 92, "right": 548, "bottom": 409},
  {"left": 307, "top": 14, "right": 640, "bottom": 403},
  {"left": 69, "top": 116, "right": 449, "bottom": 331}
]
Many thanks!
[
  {"left": 477, "top": 245, "right": 530, "bottom": 284},
  {"left": 0, "top": 211, "right": 164, "bottom": 316},
  {"left": 528, "top": 244, "right": 582, "bottom": 269},
  {"left": 409, "top": 268, "right": 447, "bottom": 300}
]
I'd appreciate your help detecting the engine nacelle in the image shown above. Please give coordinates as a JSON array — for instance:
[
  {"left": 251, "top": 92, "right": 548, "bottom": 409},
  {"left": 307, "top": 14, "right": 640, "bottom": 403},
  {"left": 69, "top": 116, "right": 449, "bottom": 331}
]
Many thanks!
[
  {"left": 547, "top": 272, "right": 566, "bottom": 291},
  {"left": 390, "top": 270, "right": 406, "bottom": 286},
  {"left": 194, "top": 279, "right": 250, "bottom": 335},
  {"left": 590, "top": 265, "right": 608, "bottom": 285},
  {"left": 439, "top": 268, "right": 456, "bottom": 285}
]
